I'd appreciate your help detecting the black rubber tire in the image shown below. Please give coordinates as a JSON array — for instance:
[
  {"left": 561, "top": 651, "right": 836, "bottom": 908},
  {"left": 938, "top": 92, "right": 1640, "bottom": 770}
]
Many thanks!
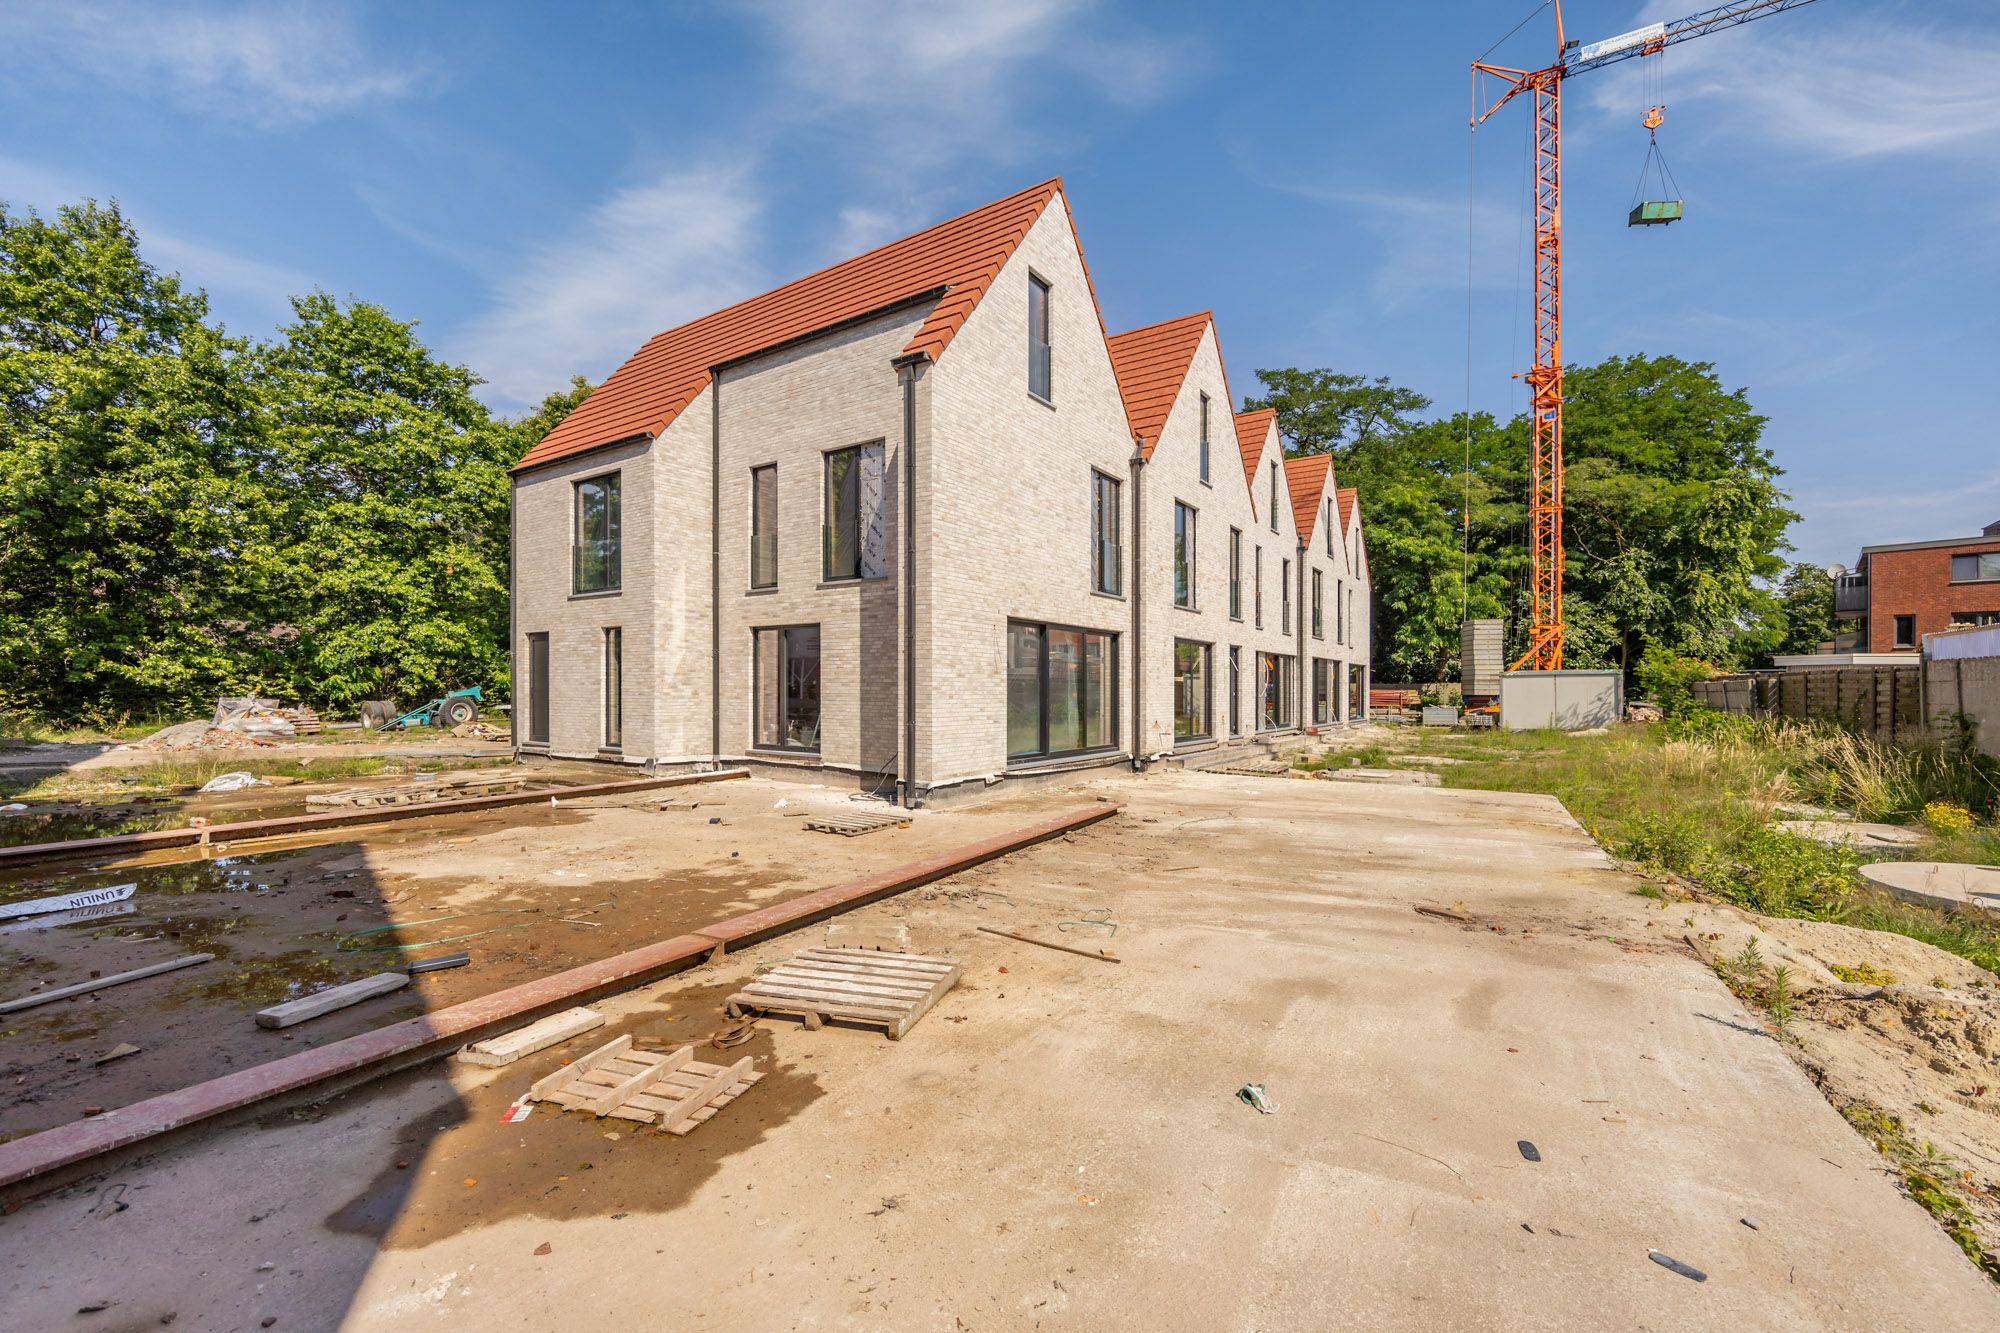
[{"left": 439, "top": 698, "right": 478, "bottom": 727}]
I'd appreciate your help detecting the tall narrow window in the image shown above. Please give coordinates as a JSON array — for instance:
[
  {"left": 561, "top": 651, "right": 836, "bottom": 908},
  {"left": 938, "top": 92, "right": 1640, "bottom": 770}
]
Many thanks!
[
  {"left": 750, "top": 464, "right": 777, "bottom": 589},
  {"left": 1254, "top": 546, "right": 1264, "bottom": 628},
  {"left": 1313, "top": 659, "right": 1331, "bottom": 725},
  {"left": 1091, "top": 471, "right": 1121, "bottom": 595},
  {"left": 1228, "top": 528, "right": 1243, "bottom": 619},
  {"left": 1325, "top": 498, "right": 1336, "bottom": 556},
  {"left": 1228, "top": 646, "right": 1241, "bottom": 736},
  {"left": 602, "top": 627, "right": 623, "bottom": 750},
  {"left": 1281, "top": 558, "right": 1292, "bottom": 633},
  {"left": 1259, "top": 653, "right": 1295, "bottom": 730},
  {"left": 525, "top": 632, "right": 550, "bottom": 746},
  {"left": 1893, "top": 614, "right": 1916, "bottom": 649},
  {"left": 1174, "top": 640, "right": 1211, "bottom": 742},
  {"left": 1312, "top": 569, "right": 1324, "bottom": 638},
  {"left": 824, "top": 443, "right": 885, "bottom": 581},
  {"left": 754, "top": 626, "right": 822, "bottom": 751},
  {"left": 1007, "top": 621, "right": 1116, "bottom": 759},
  {"left": 1268, "top": 461, "right": 1279, "bottom": 532},
  {"left": 1173, "top": 502, "right": 1197, "bottom": 609},
  {"left": 573, "top": 472, "right": 621, "bottom": 593},
  {"left": 1027, "top": 274, "right": 1053, "bottom": 401},
  {"left": 1198, "top": 393, "right": 1211, "bottom": 483},
  {"left": 1335, "top": 578, "right": 1344, "bottom": 644}
]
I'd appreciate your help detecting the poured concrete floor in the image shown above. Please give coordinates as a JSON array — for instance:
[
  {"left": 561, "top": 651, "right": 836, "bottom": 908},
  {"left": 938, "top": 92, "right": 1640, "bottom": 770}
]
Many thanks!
[{"left": 4, "top": 769, "right": 1995, "bottom": 1330}]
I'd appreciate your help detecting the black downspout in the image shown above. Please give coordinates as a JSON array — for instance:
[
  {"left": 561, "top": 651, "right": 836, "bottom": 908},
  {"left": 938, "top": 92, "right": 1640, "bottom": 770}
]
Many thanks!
[
  {"left": 898, "top": 355, "right": 924, "bottom": 808},
  {"left": 709, "top": 373, "right": 723, "bottom": 764},
  {"left": 1129, "top": 441, "right": 1146, "bottom": 767}
]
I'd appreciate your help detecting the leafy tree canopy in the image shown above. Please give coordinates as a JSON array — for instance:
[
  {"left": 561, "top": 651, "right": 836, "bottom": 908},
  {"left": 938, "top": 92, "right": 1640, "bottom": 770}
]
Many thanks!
[
  {"left": 1247, "top": 354, "right": 1797, "bottom": 682},
  {"left": 0, "top": 199, "right": 587, "bottom": 724}
]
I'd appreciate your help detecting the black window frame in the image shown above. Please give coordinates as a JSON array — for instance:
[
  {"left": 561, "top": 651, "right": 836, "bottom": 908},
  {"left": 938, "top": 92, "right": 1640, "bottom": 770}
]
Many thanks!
[
  {"left": 753, "top": 624, "right": 823, "bottom": 753},
  {"left": 1893, "top": 614, "right": 1916, "bottom": 649},
  {"left": 1198, "top": 392, "right": 1211, "bottom": 484},
  {"left": 1173, "top": 501, "right": 1198, "bottom": 609},
  {"left": 749, "top": 463, "right": 778, "bottom": 590},
  {"left": 823, "top": 441, "right": 883, "bottom": 583},
  {"left": 1313, "top": 658, "right": 1332, "bottom": 725},
  {"left": 1254, "top": 545, "right": 1264, "bottom": 629},
  {"left": 1027, "top": 272, "right": 1054, "bottom": 403},
  {"left": 1268, "top": 461, "right": 1279, "bottom": 533},
  {"left": 602, "top": 626, "right": 623, "bottom": 751},
  {"left": 1091, "top": 470, "right": 1122, "bottom": 596},
  {"left": 572, "top": 471, "right": 622, "bottom": 595},
  {"left": 1228, "top": 527, "right": 1243, "bottom": 620},
  {"left": 1258, "top": 652, "right": 1296, "bottom": 731},
  {"left": 1951, "top": 552, "right": 2000, "bottom": 583},
  {"left": 1227, "top": 645, "right": 1241, "bottom": 736},
  {"left": 1311, "top": 569, "right": 1324, "bottom": 639},
  {"left": 1006, "top": 619, "right": 1120, "bottom": 762},
  {"left": 1325, "top": 498, "right": 1336, "bottom": 556},
  {"left": 1281, "top": 557, "right": 1292, "bottom": 634},
  {"left": 1173, "top": 638, "right": 1213, "bottom": 744}
]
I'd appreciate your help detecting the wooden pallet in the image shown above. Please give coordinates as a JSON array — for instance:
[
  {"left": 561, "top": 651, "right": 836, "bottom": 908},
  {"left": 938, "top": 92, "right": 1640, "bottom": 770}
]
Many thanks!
[
  {"left": 522, "top": 1035, "right": 761, "bottom": 1133},
  {"left": 725, "top": 948, "right": 959, "bottom": 1039},
  {"left": 802, "top": 808, "right": 912, "bottom": 837},
  {"left": 1211, "top": 759, "right": 1290, "bottom": 776}
]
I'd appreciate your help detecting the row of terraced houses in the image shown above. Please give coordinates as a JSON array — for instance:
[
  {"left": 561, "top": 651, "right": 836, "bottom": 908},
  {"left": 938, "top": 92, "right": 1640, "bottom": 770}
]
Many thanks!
[{"left": 509, "top": 179, "right": 1371, "bottom": 805}]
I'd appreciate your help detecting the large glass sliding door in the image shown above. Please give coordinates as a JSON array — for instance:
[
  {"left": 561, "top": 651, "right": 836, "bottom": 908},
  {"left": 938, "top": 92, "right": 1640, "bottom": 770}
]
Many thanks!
[
  {"left": 1259, "top": 652, "right": 1296, "bottom": 731},
  {"left": 1173, "top": 639, "right": 1210, "bottom": 742},
  {"left": 1007, "top": 620, "right": 1117, "bottom": 761}
]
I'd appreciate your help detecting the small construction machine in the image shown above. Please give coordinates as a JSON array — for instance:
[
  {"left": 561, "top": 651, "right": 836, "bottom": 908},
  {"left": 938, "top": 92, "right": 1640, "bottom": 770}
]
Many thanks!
[{"left": 384, "top": 686, "right": 483, "bottom": 729}]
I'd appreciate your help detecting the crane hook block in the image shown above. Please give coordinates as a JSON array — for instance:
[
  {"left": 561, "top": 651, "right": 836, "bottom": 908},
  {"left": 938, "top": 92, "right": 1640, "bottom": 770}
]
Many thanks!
[{"left": 1643, "top": 104, "right": 1665, "bottom": 130}]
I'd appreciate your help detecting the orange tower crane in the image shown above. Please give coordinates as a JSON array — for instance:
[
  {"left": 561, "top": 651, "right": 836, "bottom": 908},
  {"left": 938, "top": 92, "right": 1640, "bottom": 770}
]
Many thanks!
[{"left": 1471, "top": 0, "right": 1821, "bottom": 671}]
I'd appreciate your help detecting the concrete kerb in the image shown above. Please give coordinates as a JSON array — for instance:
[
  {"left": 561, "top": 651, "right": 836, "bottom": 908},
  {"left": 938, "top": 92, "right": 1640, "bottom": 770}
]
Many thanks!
[
  {"left": 0, "top": 770, "right": 753, "bottom": 870},
  {"left": 0, "top": 801, "right": 1121, "bottom": 1204}
]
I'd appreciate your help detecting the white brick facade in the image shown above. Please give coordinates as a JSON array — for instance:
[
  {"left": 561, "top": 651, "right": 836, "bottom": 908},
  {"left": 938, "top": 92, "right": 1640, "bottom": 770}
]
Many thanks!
[{"left": 510, "top": 186, "right": 1372, "bottom": 800}]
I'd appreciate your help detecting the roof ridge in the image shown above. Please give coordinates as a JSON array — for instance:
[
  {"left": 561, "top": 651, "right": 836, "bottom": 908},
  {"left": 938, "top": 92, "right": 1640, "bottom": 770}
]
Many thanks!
[{"left": 1107, "top": 309, "right": 1213, "bottom": 342}]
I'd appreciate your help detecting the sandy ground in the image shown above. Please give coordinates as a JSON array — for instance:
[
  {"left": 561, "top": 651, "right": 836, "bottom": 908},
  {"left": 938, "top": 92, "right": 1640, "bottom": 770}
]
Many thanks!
[
  {"left": 0, "top": 770, "right": 1072, "bottom": 1140},
  {"left": 3, "top": 768, "right": 1995, "bottom": 1329}
]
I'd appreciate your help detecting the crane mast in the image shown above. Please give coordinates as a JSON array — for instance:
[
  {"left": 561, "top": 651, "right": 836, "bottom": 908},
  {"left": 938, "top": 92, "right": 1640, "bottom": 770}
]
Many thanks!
[{"left": 1470, "top": 0, "right": 1821, "bottom": 672}]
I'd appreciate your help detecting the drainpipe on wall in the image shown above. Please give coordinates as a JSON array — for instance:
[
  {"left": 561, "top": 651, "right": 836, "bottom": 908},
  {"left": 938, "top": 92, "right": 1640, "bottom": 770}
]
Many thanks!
[
  {"left": 894, "top": 352, "right": 929, "bottom": 808},
  {"left": 1296, "top": 536, "right": 1309, "bottom": 730},
  {"left": 709, "top": 371, "right": 723, "bottom": 765},
  {"left": 1128, "top": 439, "right": 1147, "bottom": 769}
]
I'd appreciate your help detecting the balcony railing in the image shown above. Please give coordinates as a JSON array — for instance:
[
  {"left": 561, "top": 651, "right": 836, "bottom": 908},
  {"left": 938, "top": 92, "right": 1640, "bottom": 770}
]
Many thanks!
[{"left": 1833, "top": 573, "right": 1868, "bottom": 617}]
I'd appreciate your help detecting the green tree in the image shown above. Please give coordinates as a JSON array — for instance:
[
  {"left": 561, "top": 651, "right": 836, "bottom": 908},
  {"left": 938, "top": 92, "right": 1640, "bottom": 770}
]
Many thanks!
[
  {"left": 1248, "top": 354, "right": 1795, "bottom": 682},
  {"left": 1773, "top": 561, "right": 1835, "bottom": 657},
  {"left": 246, "top": 294, "right": 519, "bottom": 708},
  {"left": 0, "top": 199, "right": 260, "bottom": 721}
]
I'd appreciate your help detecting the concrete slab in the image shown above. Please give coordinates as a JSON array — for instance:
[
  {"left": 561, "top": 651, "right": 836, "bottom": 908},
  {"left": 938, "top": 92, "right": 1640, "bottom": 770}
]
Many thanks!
[
  {"left": 1, "top": 773, "right": 1992, "bottom": 1329},
  {"left": 1861, "top": 860, "right": 2000, "bottom": 917},
  {"left": 1774, "top": 818, "right": 1924, "bottom": 849}
]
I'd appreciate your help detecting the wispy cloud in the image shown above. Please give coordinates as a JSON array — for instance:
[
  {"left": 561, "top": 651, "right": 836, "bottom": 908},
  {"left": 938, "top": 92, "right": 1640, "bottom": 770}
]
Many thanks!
[
  {"left": 0, "top": 2, "right": 425, "bottom": 127},
  {"left": 453, "top": 167, "right": 768, "bottom": 410},
  {"left": 1584, "top": 4, "right": 2000, "bottom": 160},
  {"left": 1788, "top": 469, "right": 2000, "bottom": 566},
  {"left": 456, "top": 0, "right": 1190, "bottom": 409}
]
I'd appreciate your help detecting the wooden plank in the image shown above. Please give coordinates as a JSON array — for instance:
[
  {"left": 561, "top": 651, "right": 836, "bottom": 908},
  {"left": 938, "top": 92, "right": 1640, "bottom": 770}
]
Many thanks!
[
  {"left": 527, "top": 1033, "right": 633, "bottom": 1100},
  {"left": 457, "top": 1007, "right": 604, "bottom": 1067},
  {"left": 254, "top": 972, "right": 408, "bottom": 1029},
  {"left": 737, "top": 982, "right": 909, "bottom": 1015},
  {"left": 657, "top": 1056, "right": 752, "bottom": 1133},
  {"left": 767, "top": 966, "right": 935, "bottom": 996},
  {"left": 797, "top": 948, "right": 958, "bottom": 970},
  {"left": 587, "top": 1046, "right": 690, "bottom": 1116},
  {"left": 0, "top": 953, "right": 213, "bottom": 1015}
]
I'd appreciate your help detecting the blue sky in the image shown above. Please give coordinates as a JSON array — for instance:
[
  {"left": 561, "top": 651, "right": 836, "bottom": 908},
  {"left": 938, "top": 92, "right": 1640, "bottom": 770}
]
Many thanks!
[{"left": 4, "top": 0, "right": 1995, "bottom": 569}]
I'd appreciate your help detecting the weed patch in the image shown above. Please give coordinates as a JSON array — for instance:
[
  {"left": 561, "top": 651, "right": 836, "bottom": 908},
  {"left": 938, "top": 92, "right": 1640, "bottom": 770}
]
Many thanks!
[{"left": 1840, "top": 1099, "right": 2000, "bottom": 1281}]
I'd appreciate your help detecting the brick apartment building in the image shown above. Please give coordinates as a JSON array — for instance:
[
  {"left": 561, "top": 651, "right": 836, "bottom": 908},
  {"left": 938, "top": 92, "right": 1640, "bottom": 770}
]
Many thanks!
[
  {"left": 508, "top": 179, "right": 1371, "bottom": 805},
  {"left": 1833, "top": 519, "right": 2000, "bottom": 653}
]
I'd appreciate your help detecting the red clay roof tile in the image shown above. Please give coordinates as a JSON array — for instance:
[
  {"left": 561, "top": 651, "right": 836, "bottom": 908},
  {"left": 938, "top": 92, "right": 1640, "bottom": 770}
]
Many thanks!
[
  {"left": 1283, "top": 453, "right": 1333, "bottom": 544},
  {"left": 1232, "top": 407, "right": 1277, "bottom": 517},
  {"left": 1103, "top": 312, "right": 1210, "bottom": 458},
  {"left": 515, "top": 178, "right": 1067, "bottom": 473},
  {"left": 1337, "top": 486, "right": 1360, "bottom": 532}
]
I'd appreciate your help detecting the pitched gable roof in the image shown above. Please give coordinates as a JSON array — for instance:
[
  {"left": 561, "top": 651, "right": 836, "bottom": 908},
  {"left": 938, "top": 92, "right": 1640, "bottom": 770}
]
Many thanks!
[
  {"left": 1233, "top": 408, "right": 1277, "bottom": 514},
  {"left": 1337, "top": 487, "right": 1360, "bottom": 536},
  {"left": 1104, "top": 312, "right": 1210, "bottom": 456},
  {"left": 1283, "top": 454, "right": 1333, "bottom": 543},
  {"left": 516, "top": 178, "right": 1066, "bottom": 473}
]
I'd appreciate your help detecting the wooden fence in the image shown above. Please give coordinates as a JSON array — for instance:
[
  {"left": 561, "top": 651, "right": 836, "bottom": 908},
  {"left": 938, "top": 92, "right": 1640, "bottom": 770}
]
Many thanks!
[{"left": 1689, "top": 665, "right": 1922, "bottom": 744}]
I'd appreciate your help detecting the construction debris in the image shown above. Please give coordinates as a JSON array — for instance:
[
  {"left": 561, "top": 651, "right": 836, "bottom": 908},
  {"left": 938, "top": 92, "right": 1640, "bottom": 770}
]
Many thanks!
[
  {"left": 0, "top": 952, "right": 212, "bottom": 1015},
  {"left": 976, "top": 924, "right": 1119, "bottom": 963},
  {"left": 407, "top": 951, "right": 472, "bottom": 974},
  {"left": 1648, "top": 1250, "right": 1707, "bottom": 1282},
  {"left": 198, "top": 771, "right": 266, "bottom": 793},
  {"left": 458, "top": 1007, "right": 605, "bottom": 1068},
  {"left": 0, "top": 882, "right": 136, "bottom": 923},
  {"left": 726, "top": 947, "right": 963, "bottom": 1039},
  {"left": 254, "top": 972, "right": 409, "bottom": 1029},
  {"left": 305, "top": 772, "right": 528, "bottom": 811},
  {"left": 523, "top": 1035, "right": 761, "bottom": 1132},
  {"left": 803, "top": 808, "right": 912, "bottom": 837},
  {"left": 95, "top": 1043, "right": 142, "bottom": 1066}
]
